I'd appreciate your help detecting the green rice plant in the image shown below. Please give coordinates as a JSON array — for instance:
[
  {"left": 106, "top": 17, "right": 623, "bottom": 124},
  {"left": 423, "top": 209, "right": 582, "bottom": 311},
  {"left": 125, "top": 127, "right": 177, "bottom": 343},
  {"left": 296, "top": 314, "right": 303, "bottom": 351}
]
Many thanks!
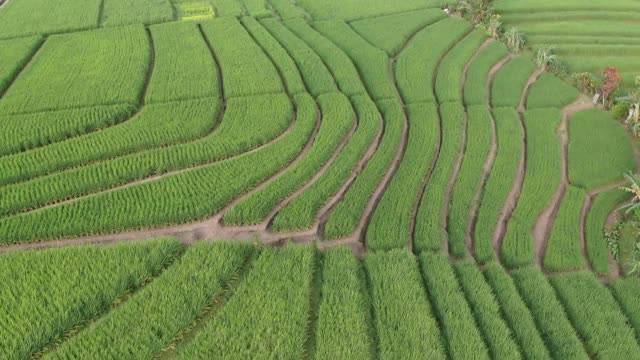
[
  {"left": 586, "top": 188, "right": 630, "bottom": 274},
  {"left": 561, "top": 55, "right": 640, "bottom": 73},
  {"left": 313, "top": 20, "right": 395, "bottom": 101},
  {"left": 534, "top": 44, "right": 640, "bottom": 57},
  {"left": 201, "top": 18, "right": 284, "bottom": 97},
  {"left": 0, "top": 36, "right": 42, "bottom": 95},
  {"left": 324, "top": 98, "right": 401, "bottom": 239},
  {"left": 0, "top": 98, "right": 220, "bottom": 187},
  {"left": 396, "top": 17, "right": 472, "bottom": 104},
  {"left": 568, "top": 108, "right": 635, "bottom": 190},
  {"left": 482, "top": 262, "right": 550, "bottom": 359},
  {"left": 512, "top": 20, "right": 640, "bottom": 38},
  {"left": 495, "top": 0, "right": 640, "bottom": 14},
  {"left": 463, "top": 41, "right": 509, "bottom": 106},
  {"left": 501, "top": 10, "right": 640, "bottom": 24},
  {"left": 241, "top": 0, "right": 272, "bottom": 17},
  {"left": 45, "top": 241, "right": 252, "bottom": 359},
  {"left": 102, "top": 0, "right": 174, "bottom": 27},
  {"left": 314, "top": 247, "right": 373, "bottom": 359},
  {"left": 272, "top": 95, "right": 378, "bottom": 232},
  {"left": 419, "top": 252, "right": 490, "bottom": 359},
  {"left": 0, "top": 26, "right": 149, "bottom": 114},
  {"left": 176, "top": 245, "right": 315, "bottom": 359},
  {"left": 349, "top": 8, "right": 446, "bottom": 55},
  {"left": 550, "top": 272, "right": 640, "bottom": 359},
  {"left": 174, "top": 2, "right": 215, "bottom": 21},
  {"left": 414, "top": 102, "right": 465, "bottom": 252},
  {"left": 491, "top": 56, "right": 536, "bottom": 108},
  {"left": 526, "top": 34, "right": 640, "bottom": 46},
  {"left": 526, "top": 73, "right": 580, "bottom": 109},
  {"left": 365, "top": 249, "right": 446, "bottom": 359},
  {"left": 223, "top": 93, "right": 352, "bottom": 226},
  {"left": 0, "top": 104, "right": 135, "bottom": 156},
  {"left": 260, "top": 17, "right": 337, "bottom": 96},
  {"left": 241, "top": 17, "right": 307, "bottom": 95},
  {"left": 609, "top": 277, "right": 640, "bottom": 340},
  {"left": 367, "top": 102, "right": 439, "bottom": 250},
  {"left": 511, "top": 267, "right": 588, "bottom": 360},
  {"left": 543, "top": 186, "right": 587, "bottom": 271},
  {"left": 0, "top": 0, "right": 99, "bottom": 38},
  {"left": 145, "top": 22, "right": 219, "bottom": 103},
  {"left": 0, "top": 95, "right": 292, "bottom": 218},
  {"left": 448, "top": 106, "right": 492, "bottom": 258},
  {"left": 436, "top": 31, "right": 488, "bottom": 104},
  {"left": 474, "top": 108, "right": 522, "bottom": 263},
  {"left": 0, "top": 238, "right": 182, "bottom": 360},
  {"left": 284, "top": 18, "right": 366, "bottom": 97},
  {"left": 0, "top": 94, "right": 316, "bottom": 242},
  {"left": 294, "top": 0, "right": 448, "bottom": 21},
  {"left": 454, "top": 261, "right": 522, "bottom": 360},
  {"left": 208, "top": 0, "right": 245, "bottom": 17},
  {"left": 269, "top": 0, "right": 308, "bottom": 19},
  {"left": 502, "top": 109, "right": 562, "bottom": 267}
]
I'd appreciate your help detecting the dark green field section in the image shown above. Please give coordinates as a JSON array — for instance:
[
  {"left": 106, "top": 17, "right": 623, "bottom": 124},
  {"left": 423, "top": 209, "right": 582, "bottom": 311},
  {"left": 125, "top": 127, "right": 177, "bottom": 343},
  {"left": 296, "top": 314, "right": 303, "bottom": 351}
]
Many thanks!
[{"left": 2, "top": 239, "right": 639, "bottom": 359}]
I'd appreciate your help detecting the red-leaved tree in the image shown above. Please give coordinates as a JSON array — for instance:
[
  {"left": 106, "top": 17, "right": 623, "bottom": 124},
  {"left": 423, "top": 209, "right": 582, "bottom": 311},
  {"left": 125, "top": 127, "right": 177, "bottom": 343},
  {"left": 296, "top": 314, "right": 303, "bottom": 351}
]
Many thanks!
[{"left": 601, "top": 66, "right": 622, "bottom": 107}]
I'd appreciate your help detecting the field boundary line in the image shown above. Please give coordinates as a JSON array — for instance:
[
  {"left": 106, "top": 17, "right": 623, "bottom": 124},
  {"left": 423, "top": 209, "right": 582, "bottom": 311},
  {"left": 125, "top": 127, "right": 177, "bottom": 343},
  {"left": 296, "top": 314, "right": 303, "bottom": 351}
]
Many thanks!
[{"left": 0, "top": 36, "right": 45, "bottom": 99}]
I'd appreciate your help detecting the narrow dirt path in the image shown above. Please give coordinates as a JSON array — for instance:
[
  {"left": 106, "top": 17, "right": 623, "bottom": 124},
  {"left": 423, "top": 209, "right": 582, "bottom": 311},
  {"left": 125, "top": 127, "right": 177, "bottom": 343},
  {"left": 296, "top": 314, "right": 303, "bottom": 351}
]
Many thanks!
[
  {"left": 491, "top": 65, "right": 538, "bottom": 256},
  {"left": 534, "top": 98, "right": 593, "bottom": 266},
  {"left": 444, "top": 38, "right": 493, "bottom": 259},
  {"left": 0, "top": 0, "right": 9, "bottom": 9}
]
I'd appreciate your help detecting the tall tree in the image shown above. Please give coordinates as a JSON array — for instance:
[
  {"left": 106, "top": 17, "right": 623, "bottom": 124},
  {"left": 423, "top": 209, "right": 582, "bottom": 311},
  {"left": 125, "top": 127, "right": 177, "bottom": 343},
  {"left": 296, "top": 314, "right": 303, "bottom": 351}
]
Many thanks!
[{"left": 602, "top": 66, "right": 622, "bottom": 106}]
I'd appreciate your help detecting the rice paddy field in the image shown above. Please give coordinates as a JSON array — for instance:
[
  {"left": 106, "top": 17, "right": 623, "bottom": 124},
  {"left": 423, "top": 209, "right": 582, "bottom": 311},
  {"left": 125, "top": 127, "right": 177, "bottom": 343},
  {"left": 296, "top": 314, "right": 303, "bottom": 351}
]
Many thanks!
[
  {"left": 1, "top": 0, "right": 640, "bottom": 358},
  {"left": 495, "top": 0, "right": 640, "bottom": 87}
]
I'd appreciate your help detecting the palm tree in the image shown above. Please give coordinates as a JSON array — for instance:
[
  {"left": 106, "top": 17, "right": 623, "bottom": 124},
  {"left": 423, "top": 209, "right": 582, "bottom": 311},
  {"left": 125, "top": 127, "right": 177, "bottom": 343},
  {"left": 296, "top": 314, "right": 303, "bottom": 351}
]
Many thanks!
[
  {"left": 617, "top": 88, "right": 640, "bottom": 129},
  {"left": 503, "top": 27, "right": 525, "bottom": 53},
  {"left": 486, "top": 14, "right": 502, "bottom": 39},
  {"left": 620, "top": 172, "right": 640, "bottom": 214}
]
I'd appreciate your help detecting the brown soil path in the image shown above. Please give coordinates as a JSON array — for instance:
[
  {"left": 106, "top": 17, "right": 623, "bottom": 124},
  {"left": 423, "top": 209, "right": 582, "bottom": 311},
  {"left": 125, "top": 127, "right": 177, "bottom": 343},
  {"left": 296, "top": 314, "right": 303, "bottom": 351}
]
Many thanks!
[
  {"left": 0, "top": 0, "right": 9, "bottom": 8},
  {"left": 444, "top": 38, "right": 493, "bottom": 259},
  {"left": 534, "top": 97, "right": 593, "bottom": 266},
  {"left": 492, "top": 68, "right": 541, "bottom": 257}
]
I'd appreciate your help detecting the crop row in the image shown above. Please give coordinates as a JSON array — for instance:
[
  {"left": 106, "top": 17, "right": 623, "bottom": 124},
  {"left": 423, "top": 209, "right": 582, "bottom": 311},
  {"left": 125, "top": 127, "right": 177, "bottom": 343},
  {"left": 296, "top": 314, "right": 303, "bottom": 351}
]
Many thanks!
[
  {"left": 435, "top": 31, "right": 487, "bottom": 104},
  {"left": 396, "top": 17, "right": 471, "bottom": 104},
  {"left": 294, "top": 0, "right": 447, "bottom": 21},
  {"left": 206, "top": 0, "right": 246, "bottom": 17},
  {"left": 240, "top": 17, "right": 307, "bottom": 95},
  {"left": 454, "top": 262, "right": 522, "bottom": 359},
  {"left": 272, "top": 95, "right": 375, "bottom": 231},
  {"left": 0, "top": 97, "right": 220, "bottom": 188},
  {"left": 609, "top": 277, "right": 640, "bottom": 341},
  {"left": 501, "top": 109, "right": 562, "bottom": 267},
  {"left": 0, "top": 95, "right": 291, "bottom": 218},
  {"left": 494, "top": 0, "right": 640, "bottom": 13},
  {"left": 0, "top": 104, "right": 135, "bottom": 157},
  {"left": 550, "top": 272, "right": 640, "bottom": 359},
  {"left": 586, "top": 188, "right": 631, "bottom": 274},
  {"left": 0, "top": 94, "right": 315, "bottom": 242},
  {"left": 525, "top": 34, "right": 640, "bottom": 46},
  {"left": 500, "top": 10, "right": 640, "bottom": 24},
  {"left": 533, "top": 43, "right": 640, "bottom": 57},
  {"left": 285, "top": 18, "right": 366, "bottom": 97},
  {"left": 241, "top": 0, "right": 272, "bottom": 18},
  {"left": 323, "top": 98, "right": 400, "bottom": 239},
  {"left": 367, "top": 102, "right": 439, "bottom": 250},
  {"left": 414, "top": 102, "right": 465, "bottom": 252},
  {"left": 568, "top": 108, "right": 635, "bottom": 190},
  {"left": 463, "top": 41, "right": 509, "bottom": 106},
  {"left": 176, "top": 245, "right": 315, "bottom": 358},
  {"left": 145, "top": 21, "right": 220, "bottom": 103},
  {"left": 490, "top": 56, "right": 536, "bottom": 108},
  {"left": 511, "top": 20, "right": 640, "bottom": 38},
  {"left": 543, "top": 186, "right": 587, "bottom": 271},
  {"left": 0, "top": 238, "right": 182, "bottom": 359},
  {"left": 510, "top": 267, "right": 588, "bottom": 359},
  {"left": 45, "top": 241, "right": 252, "bottom": 359},
  {"left": 448, "top": 106, "right": 493, "bottom": 258},
  {"left": 101, "top": 0, "right": 174, "bottom": 27},
  {"left": 473, "top": 108, "right": 522, "bottom": 263},
  {"left": 0, "top": 26, "right": 149, "bottom": 114},
  {"left": 313, "top": 20, "right": 395, "bottom": 101},
  {"left": 420, "top": 253, "right": 490, "bottom": 359},
  {"left": 349, "top": 8, "right": 446, "bottom": 56},
  {"left": 526, "top": 73, "right": 580, "bottom": 109},
  {"left": 269, "top": 0, "right": 308, "bottom": 19},
  {"left": 201, "top": 18, "right": 284, "bottom": 97},
  {"left": 223, "top": 93, "right": 351, "bottom": 226},
  {"left": 260, "top": 18, "right": 337, "bottom": 96},
  {"left": 0, "top": 35, "right": 42, "bottom": 95}
]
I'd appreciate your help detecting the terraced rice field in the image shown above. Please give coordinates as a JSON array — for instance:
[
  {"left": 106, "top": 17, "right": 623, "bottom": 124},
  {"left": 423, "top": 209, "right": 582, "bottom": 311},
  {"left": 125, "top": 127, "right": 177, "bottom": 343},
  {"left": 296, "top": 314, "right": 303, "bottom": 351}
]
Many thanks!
[
  {"left": 1, "top": 0, "right": 640, "bottom": 358},
  {"left": 495, "top": 0, "right": 640, "bottom": 87}
]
